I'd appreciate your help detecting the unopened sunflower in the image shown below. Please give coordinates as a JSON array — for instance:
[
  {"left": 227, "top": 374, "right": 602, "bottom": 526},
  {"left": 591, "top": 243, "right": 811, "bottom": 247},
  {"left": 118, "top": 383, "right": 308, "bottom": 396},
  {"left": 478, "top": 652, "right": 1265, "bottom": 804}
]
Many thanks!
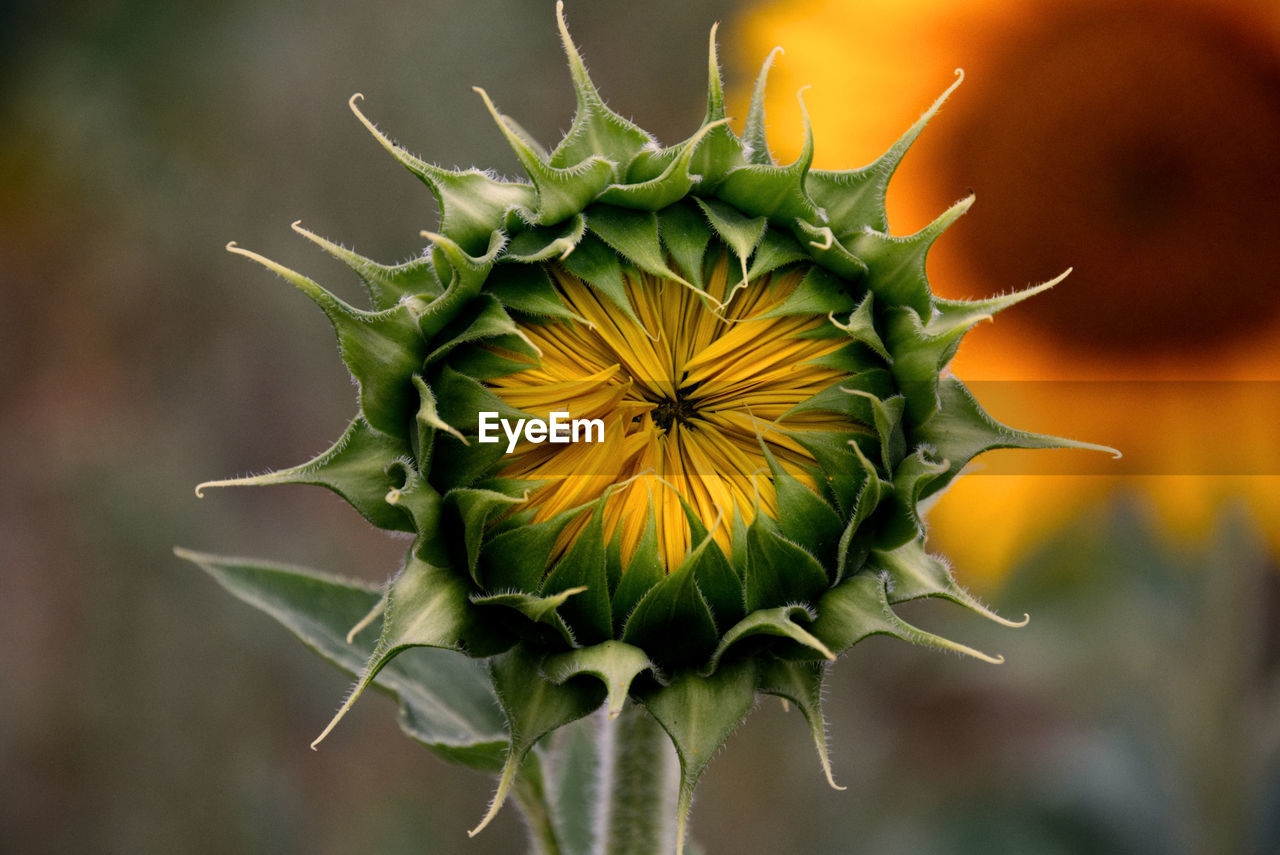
[{"left": 181, "top": 4, "right": 1111, "bottom": 851}]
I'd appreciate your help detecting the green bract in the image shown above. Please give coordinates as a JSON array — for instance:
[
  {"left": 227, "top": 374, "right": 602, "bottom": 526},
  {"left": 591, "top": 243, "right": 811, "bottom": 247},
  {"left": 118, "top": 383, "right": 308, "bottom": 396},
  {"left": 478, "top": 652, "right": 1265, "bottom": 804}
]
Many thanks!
[{"left": 182, "top": 4, "right": 1113, "bottom": 850}]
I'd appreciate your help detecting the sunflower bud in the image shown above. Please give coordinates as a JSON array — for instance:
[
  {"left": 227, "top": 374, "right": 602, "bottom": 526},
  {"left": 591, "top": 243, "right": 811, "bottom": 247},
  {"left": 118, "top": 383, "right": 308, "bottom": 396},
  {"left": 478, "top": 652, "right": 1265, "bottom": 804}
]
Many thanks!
[{"left": 183, "top": 4, "right": 1113, "bottom": 850}]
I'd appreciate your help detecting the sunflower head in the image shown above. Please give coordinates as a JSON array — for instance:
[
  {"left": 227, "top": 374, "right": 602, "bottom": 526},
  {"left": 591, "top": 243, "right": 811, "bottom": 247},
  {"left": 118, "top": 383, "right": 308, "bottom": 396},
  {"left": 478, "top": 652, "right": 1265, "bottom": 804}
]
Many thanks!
[{"left": 188, "top": 3, "right": 1112, "bottom": 848}]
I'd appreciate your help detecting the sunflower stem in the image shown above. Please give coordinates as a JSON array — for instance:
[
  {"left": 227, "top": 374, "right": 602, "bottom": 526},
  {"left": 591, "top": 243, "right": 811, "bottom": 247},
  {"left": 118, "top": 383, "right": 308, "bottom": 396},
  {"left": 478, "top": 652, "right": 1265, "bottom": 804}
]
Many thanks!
[
  {"left": 598, "top": 701, "right": 679, "bottom": 855},
  {"left": 514, "top": 756, "right": 563, "bottom": 855}
]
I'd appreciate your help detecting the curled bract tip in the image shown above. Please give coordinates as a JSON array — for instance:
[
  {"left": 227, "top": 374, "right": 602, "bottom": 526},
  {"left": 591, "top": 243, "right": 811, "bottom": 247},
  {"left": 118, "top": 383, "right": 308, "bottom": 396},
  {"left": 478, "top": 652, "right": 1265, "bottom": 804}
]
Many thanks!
[{"left": 348, "top": 94, "right": 373, "bottom": 127}]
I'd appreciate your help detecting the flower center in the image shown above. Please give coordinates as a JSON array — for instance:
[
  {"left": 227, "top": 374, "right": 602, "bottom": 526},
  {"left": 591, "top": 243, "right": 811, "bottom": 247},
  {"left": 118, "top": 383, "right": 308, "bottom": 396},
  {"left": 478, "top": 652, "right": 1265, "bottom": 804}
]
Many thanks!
[
  {"left": 650, "top": 390, "right": 696, "bottom": 432},
  {"left": 485, "top": 251, "right": 858, "bottom": 568}
]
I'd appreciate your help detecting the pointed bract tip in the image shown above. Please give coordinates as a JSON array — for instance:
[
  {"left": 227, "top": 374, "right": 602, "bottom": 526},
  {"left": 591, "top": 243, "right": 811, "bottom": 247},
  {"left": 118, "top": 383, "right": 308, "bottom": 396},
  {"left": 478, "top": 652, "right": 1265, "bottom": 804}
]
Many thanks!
[
  {"left": 468, "top": 752, "right": 520, "bottom": 837},
  {"left": 471, "top": 86, "right": 501, "bottom": 118},
  {"left": 555, "top": 0, "right": 569, "bottom": 39},
  {"left": 226, "top": 242, "right": 262, "bottom": 263},
  {"left": 980, "top": 607, "right": 1031, "bottom": 628},
  {"left": 310, "top": 717, "right": 339, "bottom": 751},
  {"left": 348, "top": 94, "right": 372, "bottom": 126}
]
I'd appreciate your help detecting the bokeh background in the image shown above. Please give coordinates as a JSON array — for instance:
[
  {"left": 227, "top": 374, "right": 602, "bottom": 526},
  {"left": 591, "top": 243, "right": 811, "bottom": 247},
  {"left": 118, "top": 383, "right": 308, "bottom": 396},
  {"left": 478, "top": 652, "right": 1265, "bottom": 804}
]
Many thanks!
[{"left": 3, "top": 0, "right": 1277, "bottom": 853}]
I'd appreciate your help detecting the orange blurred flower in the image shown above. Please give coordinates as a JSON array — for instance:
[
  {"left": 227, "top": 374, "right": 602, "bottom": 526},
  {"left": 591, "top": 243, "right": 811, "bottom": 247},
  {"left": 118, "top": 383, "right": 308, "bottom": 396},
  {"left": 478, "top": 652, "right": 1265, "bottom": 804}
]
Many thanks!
[{"left": 736, "top": 0, "right": 1280, "bottom": 583}]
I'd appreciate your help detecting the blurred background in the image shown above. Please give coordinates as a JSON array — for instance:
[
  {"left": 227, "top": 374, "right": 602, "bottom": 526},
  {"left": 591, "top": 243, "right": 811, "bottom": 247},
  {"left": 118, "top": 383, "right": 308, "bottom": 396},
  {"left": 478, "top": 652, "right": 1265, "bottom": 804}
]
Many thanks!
[{"left": 2, "top": 0, "right": 1276, "bottom": 852}]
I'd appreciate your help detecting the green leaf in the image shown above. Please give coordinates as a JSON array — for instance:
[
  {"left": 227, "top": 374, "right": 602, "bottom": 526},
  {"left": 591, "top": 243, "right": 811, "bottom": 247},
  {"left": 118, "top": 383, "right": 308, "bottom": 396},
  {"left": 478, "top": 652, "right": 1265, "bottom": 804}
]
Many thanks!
[
  {"left": 871, "top": 538, "right": 1030, "bottom": 629},
  {"left": 348, "top": 94, "right": 533, "bottom": 257},
  {"left": 658, "top": 200, "right": 713, "bottom": 290},
  {"left": 756, "top": 659, "right": 843, "bottom": 791},
  {"left": 930, "top": 272, "right": 1059, "bottom": 330},
  {"left": 412, "top": 374, "right": 466, "bottom": 471},
  {"left": 545, "top": 640, "right": 654, "bottom": 719},
  {"left": 792, "top": 220, "right": 870, "bottom": 281},
  {"left": 586, "top": 205, "right": 692, "bottom": 289},
  {"left": 636, "top": 658, "right": 759, "bottom": 855},
  {"left": 542, "top": 502, "right": 612, "bottom": 645},
  {"left": 878, "top": 448, "right": 950, "bottom": 548},
  {"left": 828, "top": 291, "right": 891, "bottom": 363},
  {"left": 470, "top": 644, "right": 607, "bottom": 838},
  {"left": 847, "top": 196, "right": 971, "bottom": 319},
  {"left": 678, "top": 500, "right": 745, "bottom": 631},
  {"left": 843, "top": 388, "right": 905, "bottom": 472},
  {"left": 416, "top": 230, "right": 506, "bottom": 340},
  {"left": 226, "top": 243, "right": 424, "bottom": 439},
  {"left": 811, "top": 571, "right": 1006, "bottom": 662},
  {"left": 847, "top": 439, "right": 890, "bottom": 531},
  {"left": 444, "top": 487, "right": 528, "bottom": 583},
  {"left": 599, "top": 118, "right": 730, "bottom": 211},
  {"left": 474, "top": 86, "right": 616, "bottom": 226},
  {"left": 486, "top": 263, "right": 585, "bottom": 324},
  {"left": 430, "top": 366, "right": 528, "bottom": 489},
  {"left": 742, "top": 46, "right": 781, "bottom": 166},
  {"left": 916, "top": 377, "right": 1119, "bottom": 497},
  {"left": 559, "top": 233, "right": 649, "bottom": 332},
  {"left": 605, "top": 525, "right": 625, "bottom": 599},
  {"left": 687, "top": 23, "right": 748, "bottom": 189},
  {"left": 695, "top": 198, "right": 766, "bottom": 290},
  {"left": 425, "top": 293, "right": 538, "bottom": 366},
  {"left": 621, "top": 550, "right": 718, "bottom": 671},
  {"left": 291, "top": 221, "right": 444, "bottom": 312},
  {"left": 309, "top": 552, "right": 507, "bottom": 749},
  {"left": 718, "top": 86, "right": 822, "bottom": 223},
  {"left": 756, "top": 265, "right": 855, "bottom": 319},
  {"left": 759, "top": 437, "right": 844, "bottom": 567},
  {"left": 548, "top": 2, "right": 654, "bottom": 173},
  {"left": 504, "top": 214, "right": 588, "bottom": 263},
  {"left": 176, "top": 549, "right": 507, "bottom": 770},
  {"left": 610, "top": 508, "right": 665, "bottom": 634},
  {"left": 479, "top": 505, "right": 581, "bottom": 594},
  {"left": 382, "top": 464, "right": 443, "bottom": 558},
  {"left": 705, "top": 605, "right": 833, "bottom": 673},
  {"left": 786, "top": 429, "right": 873, "bottom": 520},
  {"left": 807, "top": 70, "right": 963, "bottom": 237},
  {"left": 743, "top": 518, "right": 829, "bottom": 612},
  {"left": 195, "top": 416, "right": 414, "bottom": 533},
  {"left": 744, "top": 227, "right": 809, "bottom": 281},
  {"left": 471, "top": 587, "right": 586, "bottom": 648}
]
